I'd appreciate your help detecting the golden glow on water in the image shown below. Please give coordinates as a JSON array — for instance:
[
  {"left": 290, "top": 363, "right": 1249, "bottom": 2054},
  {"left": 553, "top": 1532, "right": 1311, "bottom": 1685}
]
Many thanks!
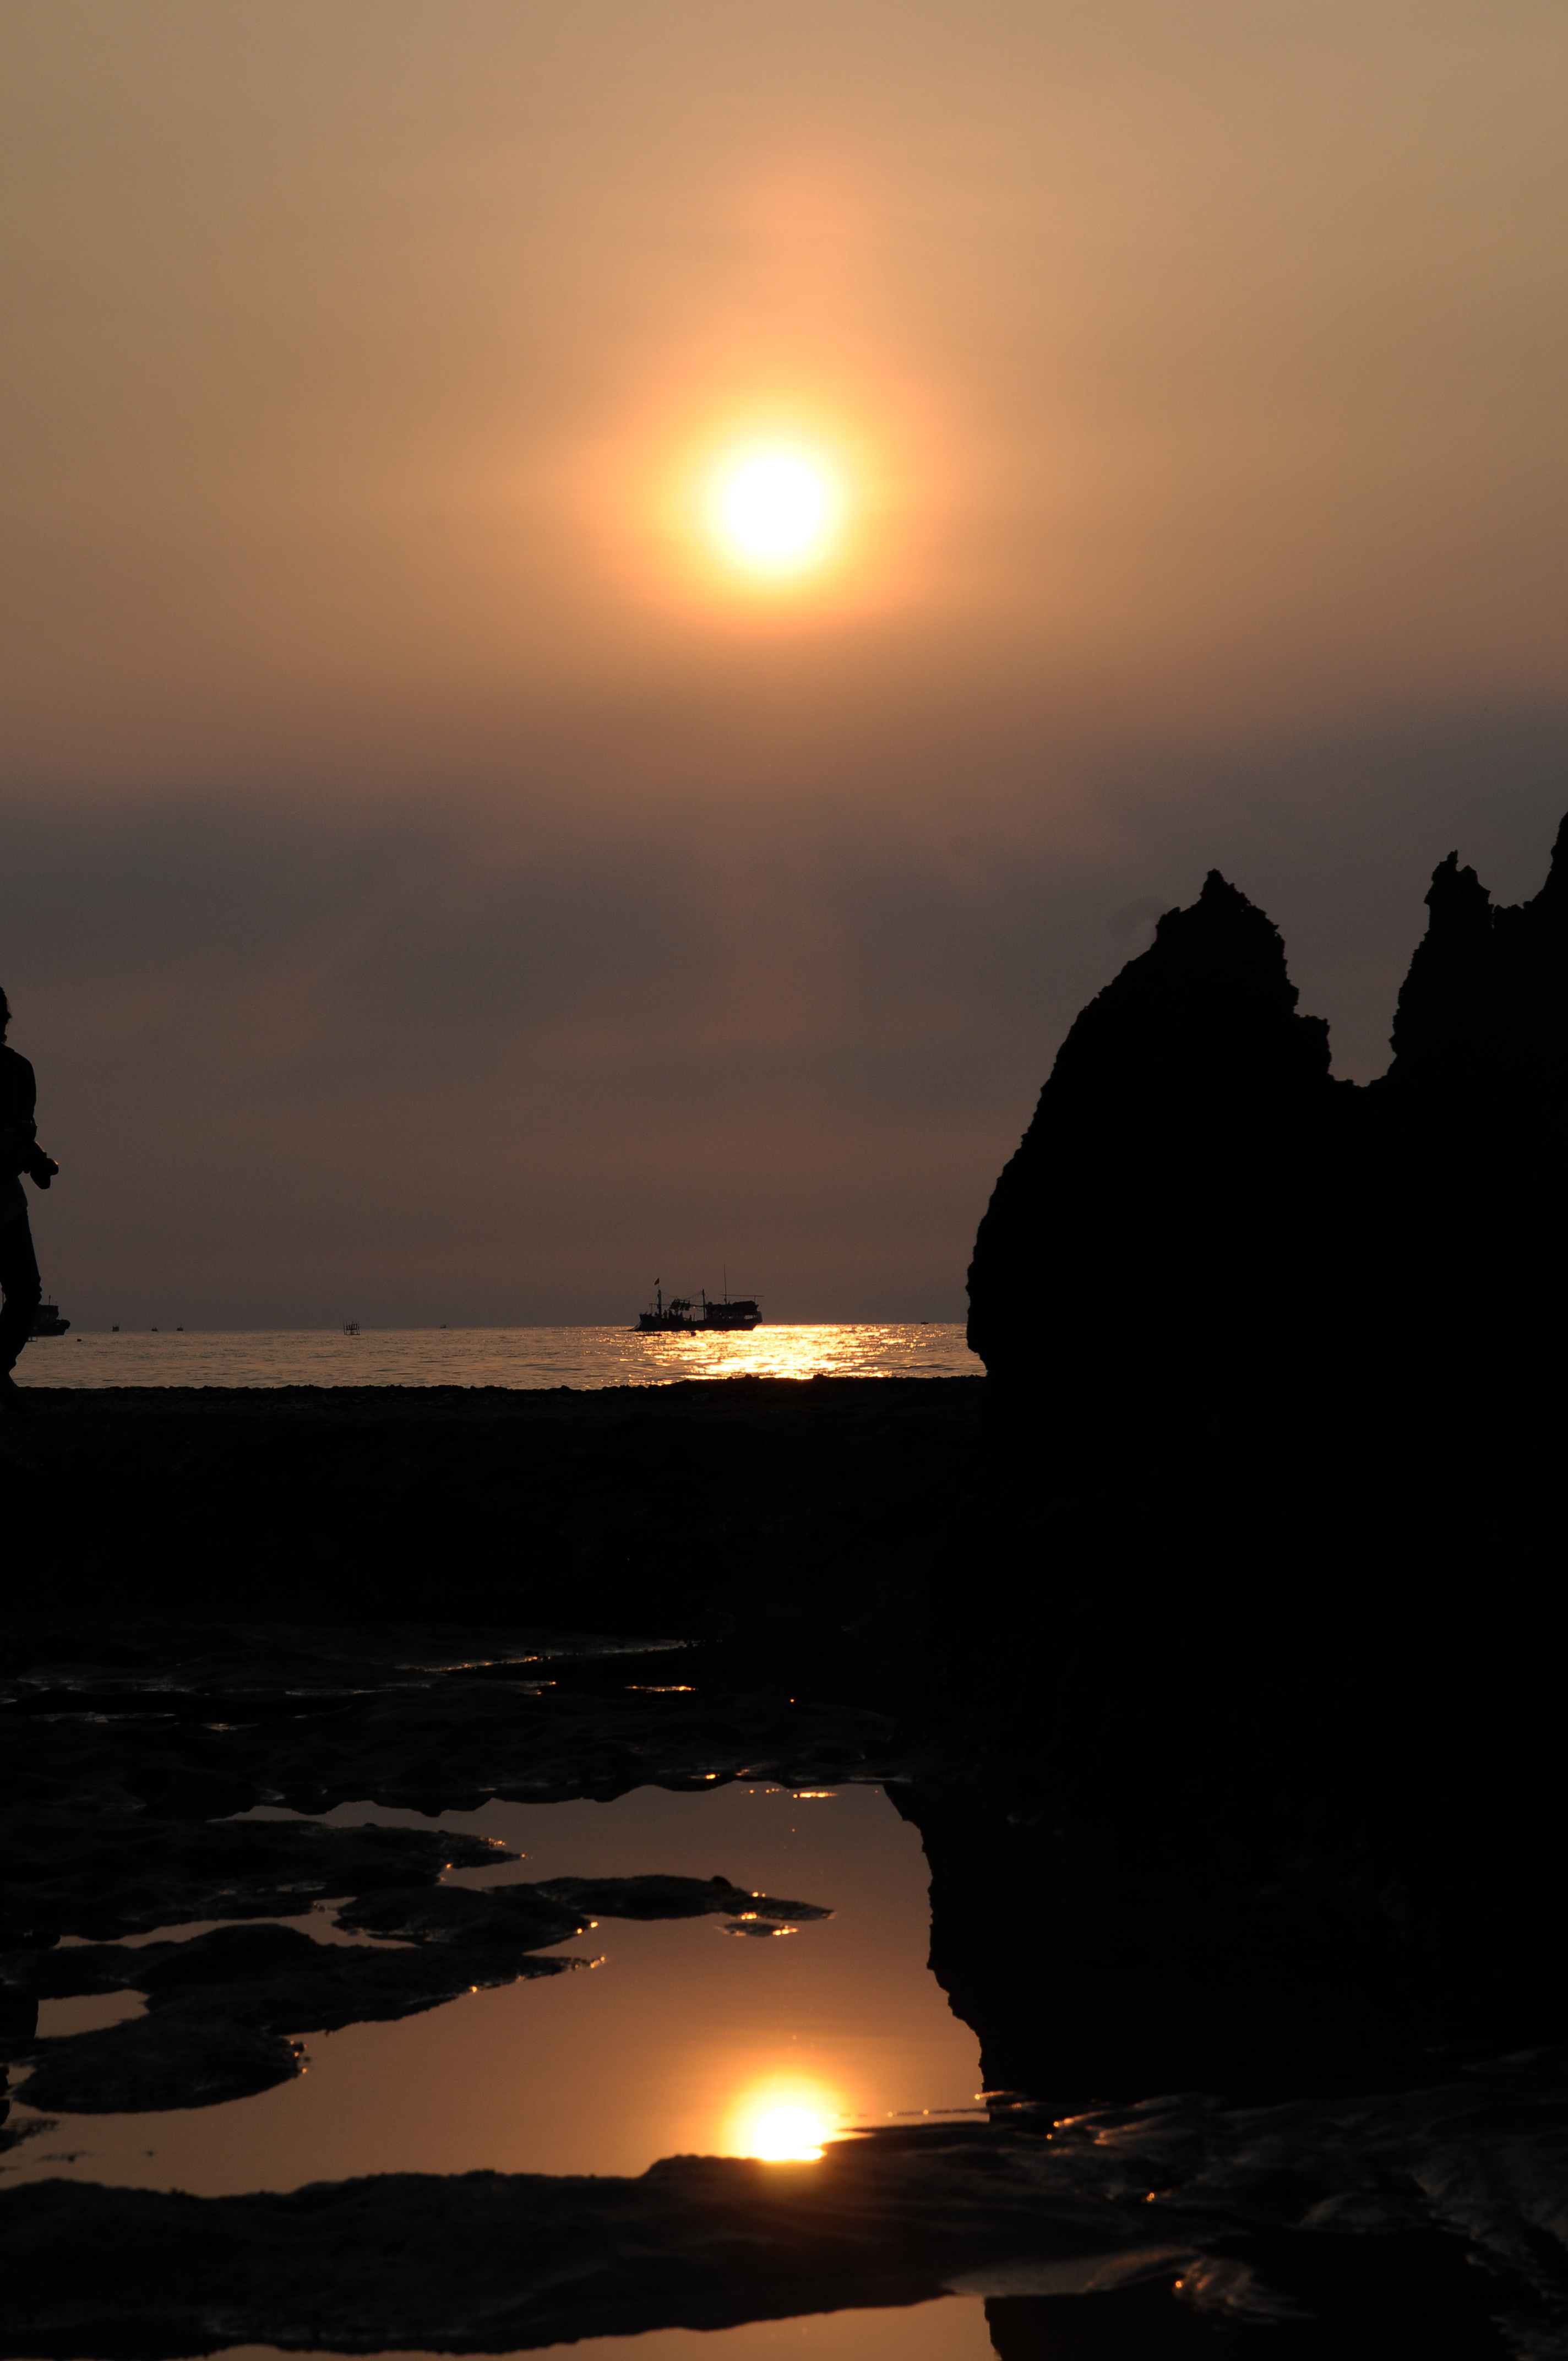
[
  {"left": 624, "top": 1322, "right": 973, "bottom": 1387},
  {"left": 26, "top": 1323, "right": 977, "bottom": 1391}
]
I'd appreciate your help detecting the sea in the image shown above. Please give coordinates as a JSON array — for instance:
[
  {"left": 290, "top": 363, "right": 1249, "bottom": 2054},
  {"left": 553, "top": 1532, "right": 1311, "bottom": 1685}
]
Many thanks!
[{"left": 17, "top": 1321, "right": 978, "bottom": 1390}]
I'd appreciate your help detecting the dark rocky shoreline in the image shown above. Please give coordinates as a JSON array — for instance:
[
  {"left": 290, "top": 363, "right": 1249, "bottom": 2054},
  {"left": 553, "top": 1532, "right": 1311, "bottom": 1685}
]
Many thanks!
[
  {"left": 3, "top": 1371, "right": 1564, "bottom": 2353},
  {"left": 0, "top": 1372, "right": 982, "bottom": 1634},
  {"left": 11, "top": 2064, "right": 1551, "bottom": 2358}
]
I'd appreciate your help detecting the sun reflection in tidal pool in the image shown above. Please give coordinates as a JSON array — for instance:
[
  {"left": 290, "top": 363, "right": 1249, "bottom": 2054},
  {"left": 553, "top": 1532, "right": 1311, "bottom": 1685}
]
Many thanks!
[
  {"left": 752, "top": 2106, "right": 825, "bottom": 2161},
  {"left": 726, "top": 2076, "right": 843, "bottom": 2163}
]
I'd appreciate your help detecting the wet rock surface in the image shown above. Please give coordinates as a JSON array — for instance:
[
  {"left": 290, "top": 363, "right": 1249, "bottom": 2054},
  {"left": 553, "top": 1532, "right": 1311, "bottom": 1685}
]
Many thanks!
[
  {"left": 528, "top": 1874, "right": 832, "bottom": 1924},
  {"left": 0, "top": 1814, "right": 514, "bottom": 1947},
  {"left": 0, "top": 1598, "right": 890, "bottom": 2155},
  {"left": 0, "top": 1613, "right": 902, "bottom": 1997},
  {"left": 19, "top": 2012, "right": 308, "bottom": 2114},
  {"left": 9, "top": 1925, "right": 584, "bottom": 2115}
]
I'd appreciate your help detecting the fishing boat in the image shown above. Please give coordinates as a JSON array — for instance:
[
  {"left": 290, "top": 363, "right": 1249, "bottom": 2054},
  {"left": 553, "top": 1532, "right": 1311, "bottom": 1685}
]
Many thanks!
[
  {"left": 636, "top": 1285, "right": 698, "bottom": 1334},
  {"left": 698, "top": 1290, "right": 760, "bottom": 1330},
  {"left": 30, "top": 1297, "right": 70, "bottom": 1336},
  {"left": 635, "top": 1283, "right": 761, "bottom": 1334}
]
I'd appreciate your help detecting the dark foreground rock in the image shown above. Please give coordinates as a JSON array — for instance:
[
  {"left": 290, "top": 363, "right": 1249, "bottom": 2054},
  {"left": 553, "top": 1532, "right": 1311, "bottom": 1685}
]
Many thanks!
[
  {"left": 0, "top": 1372, "right": 982, "bottom": 1633},
  {"left": 6, "top": 2055, "right": 1564, "bottom": 2358},
  {"left": 8, "top": 1931, "right": 581, "bottom": 2117},
  {"left": 950, "top": 813, "right": 1568, "bottom": 2108},
  {"left": 967, "top": 865, "right": 1345, "bottom": 1419},
  {"left": 0, "top": 1815, "right": 514, "bottom": 1949}
]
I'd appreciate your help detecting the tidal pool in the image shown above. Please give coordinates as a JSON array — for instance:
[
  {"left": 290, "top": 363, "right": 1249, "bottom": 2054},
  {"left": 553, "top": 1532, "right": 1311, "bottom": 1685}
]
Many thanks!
[
  {"left": 218, "top": 2300, "right": 1000, "bottom": 2361},
  {"left": 7, "top": 1783, "right": 1010, "bottom": 2356},
  {"left": 10, "top": 1772, "right": 1553, "bottom": 2355},
  {"left": 4, "top": 1784, "right": 983, "bottom": 2191}
]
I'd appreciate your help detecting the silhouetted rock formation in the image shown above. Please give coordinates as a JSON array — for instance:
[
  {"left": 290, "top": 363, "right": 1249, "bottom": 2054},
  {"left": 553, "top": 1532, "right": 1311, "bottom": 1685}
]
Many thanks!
[
  {"left": 968, "top": 813, "right": 1568, "bottom": 1452},
  {"left": 1366, "top": 812, "right": 1568, "bottom": 1429},
  {"left": 1385, "top": 811, "right": 1568, "bottom": 1100},
  {"left": 940, "top": 814, "right": 1568, "bottom": 2113},
  {"left": 967, "top": 870, "right": 1348, "bottom": 1441}
]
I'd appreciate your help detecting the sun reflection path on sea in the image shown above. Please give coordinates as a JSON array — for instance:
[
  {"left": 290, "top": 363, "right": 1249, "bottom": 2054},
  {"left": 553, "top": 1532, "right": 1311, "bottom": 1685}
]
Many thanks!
[{"left": 622, "top": 1322, "right": 974, "bottom": 1388}]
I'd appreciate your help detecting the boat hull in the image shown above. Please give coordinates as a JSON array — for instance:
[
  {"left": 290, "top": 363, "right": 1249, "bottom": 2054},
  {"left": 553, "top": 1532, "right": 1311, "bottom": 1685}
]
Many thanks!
[{"left": 635, "top": 1289, "right": 760, "bottom": 1335}]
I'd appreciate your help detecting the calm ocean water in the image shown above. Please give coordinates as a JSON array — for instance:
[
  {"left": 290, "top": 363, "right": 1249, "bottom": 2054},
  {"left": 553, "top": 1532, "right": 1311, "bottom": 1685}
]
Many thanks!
[{"left": 17, "top": 1322, "right": 978, "bottom": 1390}]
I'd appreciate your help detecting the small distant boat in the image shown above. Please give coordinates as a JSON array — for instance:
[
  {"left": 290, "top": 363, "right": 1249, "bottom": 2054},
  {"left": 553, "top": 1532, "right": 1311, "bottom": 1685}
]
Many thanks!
[
  {"left": 31, "top": 1297, "right": 70, "bottom": 1336},
  {"left": 344, "top": 1321, "right": 361, "bottom": 1336},
  {"left": 637, "top": 1285, "right": 696, "bottom": 1334},
  {"left": 699, "top": 1291, "right": 761, "bottom": 1331},
  {"left": 635, "top": 1283, "right": 761, "bottom": 1335}
]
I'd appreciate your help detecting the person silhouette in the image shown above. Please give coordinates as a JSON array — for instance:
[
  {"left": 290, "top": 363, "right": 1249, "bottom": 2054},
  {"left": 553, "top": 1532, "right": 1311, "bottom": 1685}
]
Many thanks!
[{"left": 0, "top": 987, "right": 58, "bottom": 1413}]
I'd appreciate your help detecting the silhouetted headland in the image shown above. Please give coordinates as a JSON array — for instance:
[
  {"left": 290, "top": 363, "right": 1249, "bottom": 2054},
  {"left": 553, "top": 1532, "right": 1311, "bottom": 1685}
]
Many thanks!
[
  {"left": 940, "top": 810, "right": 1567, "bottom": 2107},
  {"left": 968, "top": 808, "right": 1567, "bottom": 1462}
]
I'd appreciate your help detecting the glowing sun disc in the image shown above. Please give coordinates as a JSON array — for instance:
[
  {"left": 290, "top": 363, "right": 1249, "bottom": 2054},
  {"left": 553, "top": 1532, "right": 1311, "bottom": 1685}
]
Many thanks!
[{"left": 710, "top": 448, "right": 840, "bottom": 574}]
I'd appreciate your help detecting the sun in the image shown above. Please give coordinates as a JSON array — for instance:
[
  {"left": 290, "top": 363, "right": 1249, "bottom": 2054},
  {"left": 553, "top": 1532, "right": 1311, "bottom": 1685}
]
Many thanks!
[{"left": 706, "top": 443, "right": 842, "bottom": 578}]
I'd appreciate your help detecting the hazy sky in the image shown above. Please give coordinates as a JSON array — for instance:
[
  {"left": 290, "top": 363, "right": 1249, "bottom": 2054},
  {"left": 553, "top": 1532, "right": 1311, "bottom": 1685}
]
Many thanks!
[{"left": 3, "top": 1, "right": 1566, "bottom": 1327}]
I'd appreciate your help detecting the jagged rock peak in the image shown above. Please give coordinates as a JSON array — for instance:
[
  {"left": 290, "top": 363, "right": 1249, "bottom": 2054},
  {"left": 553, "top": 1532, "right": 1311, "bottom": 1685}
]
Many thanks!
[
  {"left": 968, "top": 807, "right": 1566, "bottom": 1410},
  {"left": 1540, "top": 806, "right": 1568, "bottom": 904},
  {"left": 965, "top": 866, "right": 1334, "bottom": 1389},
  {"left": 1044, "top": 867, "right": 1331, "bottom": 1112},
  {"left": 1386, "top": 808, "right": 1567, "bottom": 1093}
]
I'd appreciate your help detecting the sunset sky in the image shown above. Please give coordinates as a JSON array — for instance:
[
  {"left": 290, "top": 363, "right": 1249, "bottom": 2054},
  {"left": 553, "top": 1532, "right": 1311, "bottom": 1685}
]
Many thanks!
[{"left": 3, "top": 0, "right": 1566, "bottom": 1328}]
